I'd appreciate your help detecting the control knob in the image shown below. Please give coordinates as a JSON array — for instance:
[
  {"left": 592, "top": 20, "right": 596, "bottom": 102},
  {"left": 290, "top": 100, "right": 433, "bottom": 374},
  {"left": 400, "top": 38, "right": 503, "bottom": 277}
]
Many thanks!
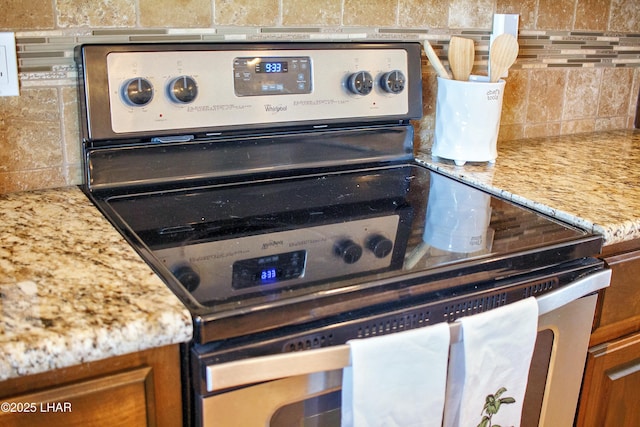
[
  {"left": 167, "top": 75, "right": 198, "bottom": 104},
  {"left": 121, "top": 77, "right": 154, "bottom": 107},
  {"left": 334, "top": 239, "right": 363, "bottom": 264},
  {"left": 172, "top": 265, "right": 200, "bottom": 292},
  {"left": 347, "top": 71, "right": 374, "bottom": 96},
  {"left": 380, "top": 70, "right": 406, "bottom": 94},
  {"left": 367, "top": 234, "right": 394, "bottom": 258}
]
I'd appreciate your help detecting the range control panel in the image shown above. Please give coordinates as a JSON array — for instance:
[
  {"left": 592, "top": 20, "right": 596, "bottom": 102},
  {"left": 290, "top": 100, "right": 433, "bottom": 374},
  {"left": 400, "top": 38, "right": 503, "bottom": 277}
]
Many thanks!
[{"left": 78, "top": 42, "right": 423, "bottom": 140}]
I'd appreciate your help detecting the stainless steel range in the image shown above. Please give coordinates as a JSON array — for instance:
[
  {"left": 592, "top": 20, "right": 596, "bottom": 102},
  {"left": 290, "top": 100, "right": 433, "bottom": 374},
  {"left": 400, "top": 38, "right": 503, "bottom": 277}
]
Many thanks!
[{"left": 76, "top": 42, "right": 610, "bottom": 427}]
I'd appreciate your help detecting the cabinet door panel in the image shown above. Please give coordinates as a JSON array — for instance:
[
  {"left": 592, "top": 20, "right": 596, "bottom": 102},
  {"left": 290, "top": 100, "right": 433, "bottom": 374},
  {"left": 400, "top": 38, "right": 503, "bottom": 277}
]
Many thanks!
[
  {"left": 0, "top": 367, "right": 153, "bottom": 427},
  {"left": 578, "top": 332, "right": 640, "bottom": 427},
  {"left": 604, "top": 361, "right": 640, "bottom": 427}
]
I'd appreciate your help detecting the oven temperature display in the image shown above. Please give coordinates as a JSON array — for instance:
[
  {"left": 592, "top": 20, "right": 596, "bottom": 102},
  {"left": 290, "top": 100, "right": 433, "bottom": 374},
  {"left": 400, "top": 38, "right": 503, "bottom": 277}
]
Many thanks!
[{"left": 232, "top": 250, "right": 306, "bottom": 289}]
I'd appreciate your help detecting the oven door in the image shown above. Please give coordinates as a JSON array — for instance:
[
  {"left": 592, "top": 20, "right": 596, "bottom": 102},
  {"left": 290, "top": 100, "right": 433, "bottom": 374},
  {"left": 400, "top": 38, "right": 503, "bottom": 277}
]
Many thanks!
[{"left": 198, "top": 269, "right": 610, "bottom": 427}]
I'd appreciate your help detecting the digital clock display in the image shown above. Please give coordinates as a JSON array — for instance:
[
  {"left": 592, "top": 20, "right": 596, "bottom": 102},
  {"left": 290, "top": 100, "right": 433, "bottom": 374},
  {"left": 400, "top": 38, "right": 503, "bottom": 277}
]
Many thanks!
[{"left": 256, "top": 61, "right": 288, "bottom": 74}]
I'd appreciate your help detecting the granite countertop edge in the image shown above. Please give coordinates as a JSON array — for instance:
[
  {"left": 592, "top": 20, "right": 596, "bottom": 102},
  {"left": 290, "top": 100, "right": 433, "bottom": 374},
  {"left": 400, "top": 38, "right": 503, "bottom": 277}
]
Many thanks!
[{"left": 0, "top": 187, "right": 193, "bottom": 382}]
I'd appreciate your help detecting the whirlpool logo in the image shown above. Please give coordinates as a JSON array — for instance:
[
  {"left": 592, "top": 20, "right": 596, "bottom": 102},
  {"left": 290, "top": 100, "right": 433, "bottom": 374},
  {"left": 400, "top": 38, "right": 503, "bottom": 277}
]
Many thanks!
[{"left": 264, "top": 104, "right": 288, "bottom": 113}]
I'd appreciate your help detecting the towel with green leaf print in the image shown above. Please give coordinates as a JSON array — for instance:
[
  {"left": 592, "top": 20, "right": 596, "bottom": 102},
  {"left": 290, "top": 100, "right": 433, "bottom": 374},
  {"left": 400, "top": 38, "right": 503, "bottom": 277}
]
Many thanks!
[{"left": 477, "top": 387, "right": 516, "bottom": 427}]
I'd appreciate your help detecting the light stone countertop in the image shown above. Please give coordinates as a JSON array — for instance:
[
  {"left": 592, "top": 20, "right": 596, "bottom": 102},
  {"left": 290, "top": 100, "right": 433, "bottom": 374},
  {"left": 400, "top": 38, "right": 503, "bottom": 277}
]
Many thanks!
[
  {"left": 0, "top": 187, "right": 193, "bottom": 381},
  {"left": 417, "top": 129, "right": 640, "bottom": 246},
  {"left": 1, "top": 129, "right": 637, "bottom": 381}
]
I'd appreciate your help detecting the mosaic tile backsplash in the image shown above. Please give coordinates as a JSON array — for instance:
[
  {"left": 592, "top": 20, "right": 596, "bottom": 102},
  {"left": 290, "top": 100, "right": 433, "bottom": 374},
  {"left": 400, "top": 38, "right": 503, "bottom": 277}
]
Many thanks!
[{"left": 0, "top": 0, "right": 639, "bottom": 194}]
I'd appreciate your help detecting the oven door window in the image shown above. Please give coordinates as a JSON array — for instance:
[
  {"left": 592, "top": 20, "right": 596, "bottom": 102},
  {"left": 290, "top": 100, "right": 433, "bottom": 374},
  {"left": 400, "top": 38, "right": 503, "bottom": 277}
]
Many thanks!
[{"left": 270, "top": 390, "right": 341, "bottom": 427}]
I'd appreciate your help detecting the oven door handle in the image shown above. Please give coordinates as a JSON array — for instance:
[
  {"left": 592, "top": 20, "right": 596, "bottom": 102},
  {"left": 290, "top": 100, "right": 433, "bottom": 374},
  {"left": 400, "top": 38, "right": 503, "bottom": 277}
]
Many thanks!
[
  {"left": 536, "top": 268, "right": 610, "bottom": 315},
  {"left": 206, "top": 269, "right": 611, "bottom": 392},
  {"left": 207, "top": 343, "right": 352, "bottom": 393}
]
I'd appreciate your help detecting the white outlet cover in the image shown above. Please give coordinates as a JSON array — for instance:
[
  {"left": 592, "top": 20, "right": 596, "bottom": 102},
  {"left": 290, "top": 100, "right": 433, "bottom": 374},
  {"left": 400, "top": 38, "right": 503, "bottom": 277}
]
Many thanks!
[
  {"left": 0, "top": 32, "right": 20, "bottom": 97},
  {"left": 492, "top": 14, "right": 519, "bottom": 38}
]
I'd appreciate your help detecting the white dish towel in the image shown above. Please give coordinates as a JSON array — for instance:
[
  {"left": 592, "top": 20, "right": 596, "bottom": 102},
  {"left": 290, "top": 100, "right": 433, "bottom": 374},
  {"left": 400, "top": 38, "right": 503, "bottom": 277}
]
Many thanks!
[
  {"left": 443, "top": 297, "right": 539, "bottom": 427},
  {"left": 341, "top": 322, "right": 450, "bottom": 427}
]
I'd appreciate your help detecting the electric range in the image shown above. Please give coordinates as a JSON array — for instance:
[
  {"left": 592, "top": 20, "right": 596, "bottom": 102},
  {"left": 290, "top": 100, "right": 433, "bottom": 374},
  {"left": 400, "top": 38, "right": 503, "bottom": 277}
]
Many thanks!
[{"left": 76, "top": 41, "right": 604, "bottom": 426}]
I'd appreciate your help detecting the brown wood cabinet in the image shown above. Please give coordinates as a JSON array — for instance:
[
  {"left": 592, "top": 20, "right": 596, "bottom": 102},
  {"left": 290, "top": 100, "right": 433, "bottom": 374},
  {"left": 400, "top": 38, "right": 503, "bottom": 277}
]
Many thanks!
[
  {"left": 577, "top": 241, "right": 640, "bottom": 427},
  {"left": 0, "top": 344, "right": 183, "bottom": 427},
  {"left": 578, "top": 333, "right": 640, "bottom": 427}
]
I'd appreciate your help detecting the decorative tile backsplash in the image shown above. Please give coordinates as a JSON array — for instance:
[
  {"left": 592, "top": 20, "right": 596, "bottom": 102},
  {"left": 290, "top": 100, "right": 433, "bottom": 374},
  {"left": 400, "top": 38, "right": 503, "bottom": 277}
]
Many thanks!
[{"left": 0, "top": 0, "right": 639, "bottom": 194}]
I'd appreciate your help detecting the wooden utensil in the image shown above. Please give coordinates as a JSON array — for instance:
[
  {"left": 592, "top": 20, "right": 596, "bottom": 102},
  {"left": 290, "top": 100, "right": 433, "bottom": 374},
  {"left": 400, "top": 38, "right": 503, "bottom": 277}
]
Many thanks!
[
  {"left": 423, "top": 40, "right": 450, "bottom": 80},
  {"left": 489, "top": 33, "right": 519, "bottom": 83},
  {"left": 448, "top": 36, "right": 474, "bottom": 81}
]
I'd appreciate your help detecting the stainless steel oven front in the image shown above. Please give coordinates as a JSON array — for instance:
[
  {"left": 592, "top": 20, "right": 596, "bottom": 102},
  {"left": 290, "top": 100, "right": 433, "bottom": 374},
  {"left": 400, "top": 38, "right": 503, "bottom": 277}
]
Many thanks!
[
  {"left": 198, "top": 271, "right": 610, "bottom": 427},
  {"left": 76, "top": 41, "right": 610, "bottom": 427}
]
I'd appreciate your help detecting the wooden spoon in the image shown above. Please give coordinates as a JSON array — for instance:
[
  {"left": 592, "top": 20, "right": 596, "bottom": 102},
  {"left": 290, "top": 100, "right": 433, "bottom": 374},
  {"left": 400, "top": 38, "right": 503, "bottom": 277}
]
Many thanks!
[
  {"left": 448, "top": 36, "right": 474, "bottom": 81},
  {"left": 489, "top": 33, "right": 519, "bottom": 82},
  {"left": 423, "top": 40, "right": 450, "bottom": 79}
]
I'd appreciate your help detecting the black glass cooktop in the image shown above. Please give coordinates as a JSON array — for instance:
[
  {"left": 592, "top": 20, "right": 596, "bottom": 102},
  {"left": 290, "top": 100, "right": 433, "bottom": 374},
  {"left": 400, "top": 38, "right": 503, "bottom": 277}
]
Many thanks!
[{"left": 94, "top": 164, "right": 601, "bottom": 320}]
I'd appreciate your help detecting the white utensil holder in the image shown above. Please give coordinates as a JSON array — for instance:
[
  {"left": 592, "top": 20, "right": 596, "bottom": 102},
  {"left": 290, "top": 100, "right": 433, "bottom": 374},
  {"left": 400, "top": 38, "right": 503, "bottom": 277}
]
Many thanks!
[{"left": 432, "top": 75, "right": 506, "bottom": 166}]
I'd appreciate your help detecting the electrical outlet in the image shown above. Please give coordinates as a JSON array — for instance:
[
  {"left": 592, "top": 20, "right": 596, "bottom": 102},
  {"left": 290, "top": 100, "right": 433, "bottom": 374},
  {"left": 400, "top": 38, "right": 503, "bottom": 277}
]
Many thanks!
[{"left": 0, "top": 32, "right": 20, "bottom": 97}]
